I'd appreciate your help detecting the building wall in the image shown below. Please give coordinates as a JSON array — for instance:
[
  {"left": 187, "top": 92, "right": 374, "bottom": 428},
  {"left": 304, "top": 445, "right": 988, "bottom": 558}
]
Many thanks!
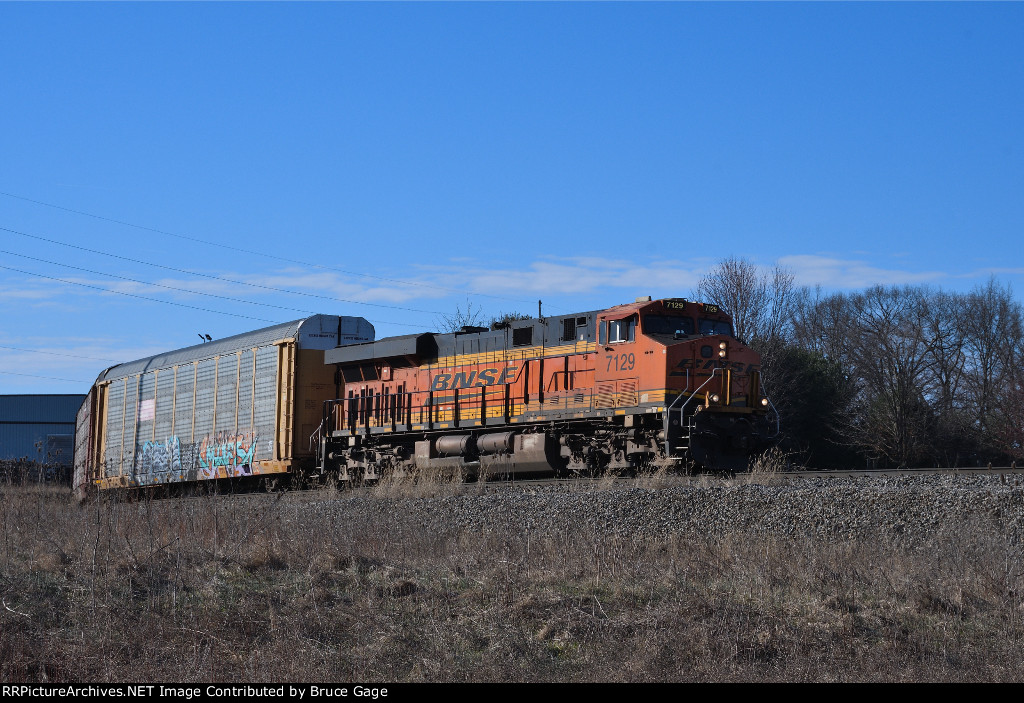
[{"left": 0, "top": 394, "right": 86, "bottom": 465}]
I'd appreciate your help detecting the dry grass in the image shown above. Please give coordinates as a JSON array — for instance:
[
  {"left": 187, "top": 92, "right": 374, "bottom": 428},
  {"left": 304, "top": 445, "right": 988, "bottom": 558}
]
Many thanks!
[
  {"left": 633, "top": 466, "right": 673, "bottom": 490},
  {"left": 742, "top": 447, "right": 795, "bottom": 486},
  {"left": 368, "top": 466, "right": 464, "bottom": 500},
  {"left": 3, "top": 468, "right": 1024, "bottom": 682}
]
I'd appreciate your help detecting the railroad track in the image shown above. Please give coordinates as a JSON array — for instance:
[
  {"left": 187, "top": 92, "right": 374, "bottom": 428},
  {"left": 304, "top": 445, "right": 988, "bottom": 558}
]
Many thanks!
[{"left": 149, "top": 464, "right": 1024, "bottom": 504}]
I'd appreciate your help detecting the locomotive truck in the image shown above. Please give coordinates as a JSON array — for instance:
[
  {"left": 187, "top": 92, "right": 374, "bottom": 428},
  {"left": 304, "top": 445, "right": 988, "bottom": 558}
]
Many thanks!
[{"left": 315, "top": 296, "right": 776, "bottom": 483}]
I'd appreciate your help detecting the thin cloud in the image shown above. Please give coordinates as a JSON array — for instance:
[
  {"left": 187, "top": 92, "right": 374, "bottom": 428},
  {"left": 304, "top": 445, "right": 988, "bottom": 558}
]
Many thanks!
[
  {"left": 956, "top": 266, "right": 1024, "bottom": 280},
  {"left": 2, "top": 253, "right": 1013, "bottom": 327},
  {"left": 423, "top": 257, "right": 707, "bottom": 297},
  {"left": 0, "top": 277, "right": 67, "bottom": 301},
  {"left": 778, "top": 254, "right": 948, "bottom": 289}
]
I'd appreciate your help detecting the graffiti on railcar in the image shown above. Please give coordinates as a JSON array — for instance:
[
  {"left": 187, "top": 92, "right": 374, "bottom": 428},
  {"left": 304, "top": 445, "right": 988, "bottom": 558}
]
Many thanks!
[
  {"left": 140, "top": 436, "right": 182, "bottom": 474},
  {"left": 197, "top": 432, "right": 260, "bottom": 479}
]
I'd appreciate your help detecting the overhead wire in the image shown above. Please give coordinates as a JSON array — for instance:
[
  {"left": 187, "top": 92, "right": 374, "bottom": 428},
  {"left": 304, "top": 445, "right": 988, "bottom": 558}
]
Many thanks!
[
  {"left": 1, "top": 248, "right": 345, "bottom": 317},
  {"left": 0, "top": 195, "right": 566, "bottom": 391},
  {"left": 0, "top": 369, "right": 92, "bottom": 383},
  {"left": 0, "top": 344, "right": 119, "bottom": 363},
  {"left": 0, "top": 262, "right": 280, "bottom": 323},
  {"left": 0, "top": 190, "right": 553, "bottom": 307},
  {"left": 0, "top": 262, "right": 431, "bottom": 329},
  {"left": 0, "top": 225, "right": 445, "bottom": 314}
]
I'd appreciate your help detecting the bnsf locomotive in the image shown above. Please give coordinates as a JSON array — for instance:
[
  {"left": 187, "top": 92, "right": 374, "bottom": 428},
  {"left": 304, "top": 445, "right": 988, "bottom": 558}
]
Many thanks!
[{"left": 316, "top": 296, "right": 775, "bottom": 482}]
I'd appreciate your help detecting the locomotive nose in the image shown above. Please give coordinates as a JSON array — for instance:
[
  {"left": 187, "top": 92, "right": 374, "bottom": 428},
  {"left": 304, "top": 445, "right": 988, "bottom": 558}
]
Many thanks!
[
  {"left": 731, "top": 433, "right": 751, "bottom": 452},
  {"left": 728, "top": 418, "right": 753, "bottom": 451}
]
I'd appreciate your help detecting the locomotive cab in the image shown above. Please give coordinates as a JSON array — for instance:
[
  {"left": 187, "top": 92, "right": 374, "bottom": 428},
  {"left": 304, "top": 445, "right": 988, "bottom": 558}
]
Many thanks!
[{"left": 594, "top": 298, "right": 773, "bottom": 472}]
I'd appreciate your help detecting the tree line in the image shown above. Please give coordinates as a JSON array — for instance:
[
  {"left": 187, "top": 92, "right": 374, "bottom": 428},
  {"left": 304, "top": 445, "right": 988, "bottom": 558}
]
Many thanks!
[{"left": 697, "top": 258, "right": 1024, "bottom": 469}]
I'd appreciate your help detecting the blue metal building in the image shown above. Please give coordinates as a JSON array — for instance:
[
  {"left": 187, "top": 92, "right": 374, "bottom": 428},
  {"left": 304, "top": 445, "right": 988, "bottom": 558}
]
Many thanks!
[{"left": 0, "top": 394, "right": 86, "bottom": 466}]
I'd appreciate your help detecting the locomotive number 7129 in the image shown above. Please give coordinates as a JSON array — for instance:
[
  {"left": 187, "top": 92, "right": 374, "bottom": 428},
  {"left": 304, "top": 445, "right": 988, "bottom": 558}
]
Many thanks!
[{"left": 606, "top": 353, "right": 635, "bottom": 372}]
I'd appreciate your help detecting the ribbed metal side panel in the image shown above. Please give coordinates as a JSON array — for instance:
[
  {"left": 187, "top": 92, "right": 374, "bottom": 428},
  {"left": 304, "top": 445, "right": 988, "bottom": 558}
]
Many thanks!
[
  {"left": 237, "top": 349, "right": 254, "bottom": 435},
  {"left": 215, "top": 354, "right": 239, "bottom": 436},
  {"left": 174, "top": 363, "right": 196, "bottom": 444},
  {"left": 136, "top": 368, "right": 177, "bottom": 476},
  {"left": 253, "top": 345, "right": 278, "bottom": 461},
  {"left": 73, "top": 392, "right": 92, "bottom": 493},
  {"left": 154, "top": 370, "right": 174, "bottom": 443},
  {"left": 104, "top": 379, "right": 125, "bottom": 478},
  {"left": 193, "top": 359, "right": 216, "bottom": 442},
  {"left": 133, "top": 373, "right": 156, "bottom": 467},
  {"left": 122, "top": 377, "right": 138, "bottom": 478}
]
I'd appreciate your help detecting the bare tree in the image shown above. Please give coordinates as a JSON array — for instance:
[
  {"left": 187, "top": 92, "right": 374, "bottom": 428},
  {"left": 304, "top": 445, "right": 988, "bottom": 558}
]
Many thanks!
[
  {"left": 778, "top": 278, "right": 1024, "bottom": 467},
  {"left": 694, "top": 256, "right": 795, "bottom": 348},
  {"left": 921, "top": 290, "right": 972, "bottom": 465},
  {"left": 791, "top": 286, "right": 856, "bottom": 367},
  {"left": 436, "top": 300, "right": 487, "bottom": 333},
  {"left": 488, "top": 311, "right": 532, "bottom": 330},
  {"left": 962, "top": 278, "right": 1023, "bottom": 441},
  {"left": 694, "top": 257, "right": 797, "bottom": 420},
  {"left": 994, "top": 356, "right": 1024, "bottom": 462},
  {"left": 839, "top": 286, "right": 939, "bottom": 468},
  {"left": 436, "top": 303, "right": 533, "bottom": 334}
]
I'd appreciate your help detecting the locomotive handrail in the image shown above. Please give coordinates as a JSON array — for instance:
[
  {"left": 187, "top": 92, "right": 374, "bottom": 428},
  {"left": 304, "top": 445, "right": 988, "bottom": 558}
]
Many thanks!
[
  {"left": 325, "top": 385, "right": 600, "bottom": 435},
  {"left": 665, "top": 367, "right": 722, "bottom": 458},
  {"left": 309, "top": 420, "right": 323, "bottom": 452},
  {"left": 662, "top": 370, "right": 689, "bottom": 457},
  {"left": 759, "top": 380, "right": 781, "bottom": 438}
]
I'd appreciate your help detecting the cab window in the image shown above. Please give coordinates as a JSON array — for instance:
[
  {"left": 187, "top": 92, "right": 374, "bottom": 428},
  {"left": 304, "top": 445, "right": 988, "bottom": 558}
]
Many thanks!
[
  {"left": 608, "top": 316, "right": 636, "bottom": 343},
  {"left": 698, "top": 318, "right": 733, "bottom": 336},
  {"left": 643, "top": 314, "right": 694, "bottom": 337}
]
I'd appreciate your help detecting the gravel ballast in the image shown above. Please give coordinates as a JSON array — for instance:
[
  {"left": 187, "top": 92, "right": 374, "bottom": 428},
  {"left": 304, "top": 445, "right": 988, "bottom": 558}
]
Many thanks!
[{"left": 289, "top": 473, "right": 1024, "bottom": 540}]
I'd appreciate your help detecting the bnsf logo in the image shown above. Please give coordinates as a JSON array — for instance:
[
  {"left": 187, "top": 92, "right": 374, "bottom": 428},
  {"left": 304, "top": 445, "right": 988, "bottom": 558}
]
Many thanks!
[
  {"left": 675, "top": 359, "right": 761, "bottom": 372},
  {"left": 431, "top": 366, "right": 518, "bottom": 391}
]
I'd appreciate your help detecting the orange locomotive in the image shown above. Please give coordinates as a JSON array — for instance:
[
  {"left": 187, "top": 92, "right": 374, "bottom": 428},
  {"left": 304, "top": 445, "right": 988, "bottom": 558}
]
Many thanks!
[{"left": 316, "top": 296, "right": 776, "bottom": 481}]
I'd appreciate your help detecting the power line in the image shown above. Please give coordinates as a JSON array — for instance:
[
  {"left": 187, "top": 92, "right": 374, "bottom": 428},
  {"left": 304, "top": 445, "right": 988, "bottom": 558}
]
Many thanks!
[
  {"left": 0, "top": 369, "right": 92, "bottom": 384},
  {"left": 0, "top": 190, "right": 544, "bottom": 305},
  {"left": 1, "top": 225, "right": 445, "bottom": 315},
  {"left": 0, "top": 263, "right": 430, "bottom": 329},
  {"left": 2, "top": 248, "right": 327, "bottom": 317},
  {"left": 0, "top": 263, "right": 280, "bottom": 323},
  {"left": 0, "top": 344, "right": 119, "bottom": 363}
]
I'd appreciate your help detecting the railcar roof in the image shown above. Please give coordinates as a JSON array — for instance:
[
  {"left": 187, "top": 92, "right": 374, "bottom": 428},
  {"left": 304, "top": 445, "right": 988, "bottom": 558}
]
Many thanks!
[{"left": 95, "top": 315, "right": 371, "bottom": 383}]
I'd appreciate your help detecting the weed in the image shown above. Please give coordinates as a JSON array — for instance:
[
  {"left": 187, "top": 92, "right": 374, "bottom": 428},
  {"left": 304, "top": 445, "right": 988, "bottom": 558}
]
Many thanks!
[
  {"left": 745, "top": 447, "right": 795, "bottom": 485},
  {"left": 2, "top": 479, "right": 1023, "bottom": 682}
]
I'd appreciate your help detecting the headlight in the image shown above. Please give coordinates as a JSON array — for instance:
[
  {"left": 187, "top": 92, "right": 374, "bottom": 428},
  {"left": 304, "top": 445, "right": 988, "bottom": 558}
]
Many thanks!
[
  {"left": 761, "top": 398, "right": 769, "bottom": 406},
  {"left": 709, "top": 394, "right": 720, "bottom": 403}
]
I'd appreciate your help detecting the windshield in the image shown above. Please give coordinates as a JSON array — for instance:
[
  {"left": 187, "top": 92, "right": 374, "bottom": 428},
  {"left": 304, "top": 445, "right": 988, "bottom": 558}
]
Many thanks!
[
  {"left": 698, "top": 318, "right": 733, "bottom": 336},
  {"left": 643, "top": 314, "right": 695, "bottom": 337}
]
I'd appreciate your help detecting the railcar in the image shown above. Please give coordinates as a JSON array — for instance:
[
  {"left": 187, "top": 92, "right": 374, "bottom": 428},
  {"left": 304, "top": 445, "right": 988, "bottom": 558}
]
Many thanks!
[
  {"left": 73, "top": 315, "right": 374, "bottom": 500},
  {"left": 315, "top": 297, "right": 775, "bottom": 483}
]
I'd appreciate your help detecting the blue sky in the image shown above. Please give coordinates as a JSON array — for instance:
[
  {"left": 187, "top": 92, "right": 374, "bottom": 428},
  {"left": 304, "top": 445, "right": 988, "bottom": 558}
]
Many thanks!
[{"left": 2, "top": 2, "right": 1023, "bottom": 394}]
